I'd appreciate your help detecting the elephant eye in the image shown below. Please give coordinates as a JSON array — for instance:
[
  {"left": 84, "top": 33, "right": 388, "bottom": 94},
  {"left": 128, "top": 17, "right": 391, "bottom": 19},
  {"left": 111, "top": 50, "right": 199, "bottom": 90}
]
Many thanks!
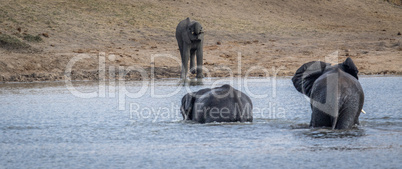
[{"left": 192, "top": 31, "right": 195, "bottom": 35}]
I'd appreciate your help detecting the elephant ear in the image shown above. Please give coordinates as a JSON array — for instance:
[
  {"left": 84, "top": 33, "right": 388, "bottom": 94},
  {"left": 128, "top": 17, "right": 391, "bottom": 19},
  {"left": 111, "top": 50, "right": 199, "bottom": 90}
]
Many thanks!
[
  {"left": 292, "top": 61, "right": 330, "bottom": 96},
  {"left": 182, "top": 18, "right": 192, "bottom": 44},
  {"left": 340, "top": 57, "right": 359, "bottom": 80},
  {"left": 180, "top": 93, "right": 194, "bottom": 120}
]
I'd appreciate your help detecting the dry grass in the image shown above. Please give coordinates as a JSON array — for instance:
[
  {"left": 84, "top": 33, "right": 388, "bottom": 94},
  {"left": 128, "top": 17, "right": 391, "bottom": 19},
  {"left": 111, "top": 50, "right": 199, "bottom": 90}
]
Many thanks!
[
  {"left": 0, "top": 0, "right": 401, "bottom": 82},
  {"left": 1, "top": 0, "right": 400, "bottom": 50}
]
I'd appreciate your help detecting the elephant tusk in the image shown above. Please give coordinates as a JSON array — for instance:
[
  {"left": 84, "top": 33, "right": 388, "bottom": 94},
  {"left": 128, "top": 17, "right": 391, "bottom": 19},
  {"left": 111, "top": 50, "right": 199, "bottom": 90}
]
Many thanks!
[{"left": 361, "top": 109, "right": 366, "bottom": 114}]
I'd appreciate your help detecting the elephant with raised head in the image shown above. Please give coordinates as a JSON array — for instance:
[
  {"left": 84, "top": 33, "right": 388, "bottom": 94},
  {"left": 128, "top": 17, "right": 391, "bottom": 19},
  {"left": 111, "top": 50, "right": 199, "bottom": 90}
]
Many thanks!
[
  {"left": 180, "top": 84, "right": 253, "bottom": 123},
  {"left": 176, "top": 17, "right": 204, "bottom": 79},
  {"left": 292, "top": 57, "right": 364, "bottom": 129}
]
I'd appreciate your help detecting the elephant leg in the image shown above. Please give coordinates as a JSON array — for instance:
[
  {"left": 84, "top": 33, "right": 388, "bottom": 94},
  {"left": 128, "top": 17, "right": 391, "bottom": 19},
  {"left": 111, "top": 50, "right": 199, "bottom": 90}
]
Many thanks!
[
  {"left": 181, "top": 44, "right": 190, "bottom": 79},
  {"left": 310, "top": 105, "right": 332, "bottom": 128},
  {"left": 195, "top": 44, "right": 203, "bottom": 78},
  {"left": 190, "top": 49, "right": 196, "bottom": 74},
  {"left": 335, "top": 104, "right": 361, "bottom": 129},
  {"left": 178, "top": 46, "right": 183, "bottom": 62}
]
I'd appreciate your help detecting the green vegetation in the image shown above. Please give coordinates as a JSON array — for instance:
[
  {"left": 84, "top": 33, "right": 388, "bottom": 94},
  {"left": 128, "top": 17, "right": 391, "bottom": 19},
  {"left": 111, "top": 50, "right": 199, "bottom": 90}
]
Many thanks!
[
  {"left": 385, "top": 0, "right": 402, "bottom": 6},
  {"left": 23, "top": 34, "right": 42, "bottom": 42},
  {"left": 0, "top": 34, "right": 31, "bottom": 50}
]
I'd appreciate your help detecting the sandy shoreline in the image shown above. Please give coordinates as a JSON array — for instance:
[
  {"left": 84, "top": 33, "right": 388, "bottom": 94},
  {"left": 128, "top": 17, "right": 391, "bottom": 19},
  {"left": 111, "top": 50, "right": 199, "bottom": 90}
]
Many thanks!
[{"left": 1, "top": 33, "right": 401, "bottom": 83}]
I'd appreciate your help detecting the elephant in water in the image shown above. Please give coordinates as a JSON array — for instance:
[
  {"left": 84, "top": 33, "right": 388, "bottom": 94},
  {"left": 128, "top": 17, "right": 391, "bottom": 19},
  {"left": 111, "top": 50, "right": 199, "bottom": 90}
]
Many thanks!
[
  {"left": 292, "top": 57, "right": 364, "bottom": 129},
  {"left": 176, "top": 17, "right": 204, "bottom": 79},
  {"left": 180, "top": 84, "right": 253, "bottom": 123}
]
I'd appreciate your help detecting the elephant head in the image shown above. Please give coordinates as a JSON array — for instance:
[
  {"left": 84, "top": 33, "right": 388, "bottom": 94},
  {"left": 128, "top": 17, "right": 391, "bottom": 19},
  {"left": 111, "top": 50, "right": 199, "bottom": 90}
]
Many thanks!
[
  {"left": 291, "top": 57, "right": 359, "bottom": 97},
  {"left": 182, "top": 18, "right": 204, "bottom": 44},
  {"left": 191, "top": 22, "right": 203, "bottom": 36},
  {"left": 339, "top": 57, "right": 359, "bottom": 80}
]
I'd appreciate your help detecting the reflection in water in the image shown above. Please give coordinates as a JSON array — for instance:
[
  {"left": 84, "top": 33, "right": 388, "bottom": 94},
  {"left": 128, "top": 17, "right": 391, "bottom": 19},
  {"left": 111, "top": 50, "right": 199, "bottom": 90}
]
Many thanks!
[
  {"left": 305, "top": 146, "right": 377, "bottom": 152},
  {"left": 178, "top": 78, "right": 204, "bottom": 86},
  {"left": 302, "top": 128, "right": 366, "bottom": 139},
  {"left": 290, "top": 123, "right": 310, "bottom": 129},
  {"left": 203, "top": 122, "right": 254, "bottom": 126}
]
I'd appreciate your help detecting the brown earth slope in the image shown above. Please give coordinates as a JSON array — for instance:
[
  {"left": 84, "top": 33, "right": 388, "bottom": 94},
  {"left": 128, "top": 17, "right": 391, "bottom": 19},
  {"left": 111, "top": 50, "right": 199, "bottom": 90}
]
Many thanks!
[{"left": 0, "top": 0, "right": 401, "bottom": 82}]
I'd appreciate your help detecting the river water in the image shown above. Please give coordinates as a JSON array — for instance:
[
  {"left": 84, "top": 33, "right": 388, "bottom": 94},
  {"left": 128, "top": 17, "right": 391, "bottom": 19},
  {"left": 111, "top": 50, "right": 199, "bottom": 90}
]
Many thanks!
[{"left": 0, "top": 76, "right": 401, "bottom": 168}]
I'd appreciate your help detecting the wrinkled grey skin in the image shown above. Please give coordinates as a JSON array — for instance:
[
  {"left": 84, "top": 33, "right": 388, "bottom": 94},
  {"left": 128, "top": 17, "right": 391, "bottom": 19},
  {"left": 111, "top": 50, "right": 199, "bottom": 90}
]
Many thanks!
[
  {"left": 180, "top": 84, "right": 253, "bottom": 123},
  {"left": 176, "top": 17, "right": 204, "bottom": 79},
  {"left": 292, "top": 57, "right": 364, "bottom": 129}
]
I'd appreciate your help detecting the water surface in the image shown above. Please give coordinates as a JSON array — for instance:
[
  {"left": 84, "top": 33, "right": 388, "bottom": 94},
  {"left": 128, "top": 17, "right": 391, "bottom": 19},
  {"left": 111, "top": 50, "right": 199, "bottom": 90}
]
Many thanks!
[{"left": 0, "top": 77, "right": 401, "bottom": 168}]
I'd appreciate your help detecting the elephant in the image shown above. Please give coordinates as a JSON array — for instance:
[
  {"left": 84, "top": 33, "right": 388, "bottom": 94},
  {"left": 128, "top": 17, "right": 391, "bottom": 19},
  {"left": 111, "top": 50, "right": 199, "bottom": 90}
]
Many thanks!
[
  {"left": 180, "top": 84, "right": 253, "bottom": 123},
  {"left": 291, "top": 57, "right": 364, "bottom": 129},
  {"left": 175, "top": 17, "right": 204, "bottom": 79}
]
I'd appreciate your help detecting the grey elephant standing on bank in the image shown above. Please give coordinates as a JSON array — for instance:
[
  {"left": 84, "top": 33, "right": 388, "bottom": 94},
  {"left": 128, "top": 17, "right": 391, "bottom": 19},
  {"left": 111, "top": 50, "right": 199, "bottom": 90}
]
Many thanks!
[
  {"left": 176, "top": 17, "right": 204, "bottom": 79},
  {"left": 181, "top": 84, "right": 253, "bottom": 123},
  {"left": 292, "top": 57, "right": 365, "bottom": 129}
]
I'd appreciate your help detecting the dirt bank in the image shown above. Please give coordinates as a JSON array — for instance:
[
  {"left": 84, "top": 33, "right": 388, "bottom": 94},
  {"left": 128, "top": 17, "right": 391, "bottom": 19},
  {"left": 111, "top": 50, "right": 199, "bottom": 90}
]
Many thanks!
[{"left": 0, "top": 0, "right": 401, "bottom": 82}]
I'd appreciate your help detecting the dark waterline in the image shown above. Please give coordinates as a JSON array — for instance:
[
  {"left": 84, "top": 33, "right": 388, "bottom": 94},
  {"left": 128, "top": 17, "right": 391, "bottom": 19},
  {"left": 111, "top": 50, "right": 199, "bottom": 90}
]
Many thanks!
[{"left": 0, "top": 76, "right": 401, "bottom": 168}]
